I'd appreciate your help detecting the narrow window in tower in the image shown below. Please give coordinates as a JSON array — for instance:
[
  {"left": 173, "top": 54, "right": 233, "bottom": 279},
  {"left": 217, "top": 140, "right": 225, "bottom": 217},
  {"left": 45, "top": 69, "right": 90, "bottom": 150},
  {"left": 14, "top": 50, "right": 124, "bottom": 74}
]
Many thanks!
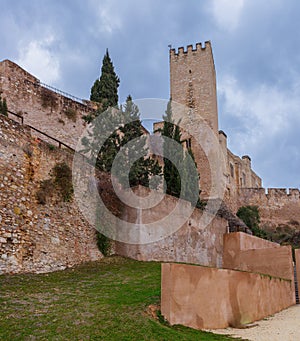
[
  {"left": 242, "top": 172, "right": 246, "bottom": 186},
  {"left": 230, "top": 163, "right": 234, "bottom": 178}
]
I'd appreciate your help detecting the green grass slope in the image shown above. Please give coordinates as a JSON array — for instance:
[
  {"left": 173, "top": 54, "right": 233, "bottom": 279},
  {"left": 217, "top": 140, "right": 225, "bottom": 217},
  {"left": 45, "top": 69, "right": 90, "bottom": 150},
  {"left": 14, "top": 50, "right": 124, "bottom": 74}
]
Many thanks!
[{"left": 0, "top": 256, "right": 239, "bottom": 340}]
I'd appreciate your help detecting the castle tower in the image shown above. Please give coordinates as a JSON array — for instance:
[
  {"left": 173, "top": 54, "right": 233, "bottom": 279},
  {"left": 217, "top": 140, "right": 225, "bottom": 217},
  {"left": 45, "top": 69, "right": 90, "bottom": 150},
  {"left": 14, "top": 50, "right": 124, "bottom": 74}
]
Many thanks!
[
  {"left": 169, "top": 41, "right": 219, "bottom": 135},
  {"left": 169, "top": 42, "right": 222, "bottom": 199}
]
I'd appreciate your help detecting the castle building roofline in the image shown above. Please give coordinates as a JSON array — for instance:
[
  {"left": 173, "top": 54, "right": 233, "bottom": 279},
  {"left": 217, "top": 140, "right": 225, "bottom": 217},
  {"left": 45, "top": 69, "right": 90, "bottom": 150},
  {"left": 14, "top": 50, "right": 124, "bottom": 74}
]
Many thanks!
[
  {"left": 170, "top": 41, "right": 211, "bottom": 56},
  {"left": 242, "top": 155, "right": 251, "bottom": 162},
  {"left": 219, "top": 130, "right": 227, "bottom": 138}
]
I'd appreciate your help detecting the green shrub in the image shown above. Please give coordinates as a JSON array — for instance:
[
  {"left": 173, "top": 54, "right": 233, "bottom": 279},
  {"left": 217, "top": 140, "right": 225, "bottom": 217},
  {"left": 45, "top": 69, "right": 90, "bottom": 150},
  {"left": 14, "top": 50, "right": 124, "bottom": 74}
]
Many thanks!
[
  {"left": 48, "top": 144, "right": 56, "bottom": 151},
  {"left": 236, "top": 205, "right": 268, "bottom": 239},
  {"left": 36, "top": 179, "right": 53, "bottom": 205},
  {"left": 52, "top": 162, "right": 73, "bottom": 202},
  {"left": 0, "top": 95, "right": 8, "bottom": 116},
  {"left": 96, "top": 231, "right": 111, "bottom": 256},
  {"left": 64, "top": 108, "right": 77, "bottom": 122},
  {"left": 36, "top": 163, "right": 73, "bottom": 204}
]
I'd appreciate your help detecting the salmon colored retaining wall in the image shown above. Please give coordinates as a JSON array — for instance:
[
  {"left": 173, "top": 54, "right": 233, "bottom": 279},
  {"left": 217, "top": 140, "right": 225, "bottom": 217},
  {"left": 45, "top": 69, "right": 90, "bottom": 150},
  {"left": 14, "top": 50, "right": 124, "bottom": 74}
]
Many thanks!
[
  {"left": 161, "top": 263, "right": 295, "bottom": 330},
  {"left": 223, "top": 232, "right": 294, "bottom": 280}
]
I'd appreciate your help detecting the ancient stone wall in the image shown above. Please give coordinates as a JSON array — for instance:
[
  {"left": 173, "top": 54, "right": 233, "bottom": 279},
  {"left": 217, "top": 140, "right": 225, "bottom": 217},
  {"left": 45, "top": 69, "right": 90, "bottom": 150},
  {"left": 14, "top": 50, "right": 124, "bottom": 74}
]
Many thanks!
[
  {"left": 237, "top": 188, "right": 300, "bottom": 228},
  {"left": 0, "top": 59, "right": 95, "bottom": 149},
  {"left": 161, "top": 262, "right": 295, "bottom": 330},
  {"left": 115, "top": 186, "right": 227, "bottom": 268},
  {"left": 0, "top": 115, "right": 102, "bottom": 274}
]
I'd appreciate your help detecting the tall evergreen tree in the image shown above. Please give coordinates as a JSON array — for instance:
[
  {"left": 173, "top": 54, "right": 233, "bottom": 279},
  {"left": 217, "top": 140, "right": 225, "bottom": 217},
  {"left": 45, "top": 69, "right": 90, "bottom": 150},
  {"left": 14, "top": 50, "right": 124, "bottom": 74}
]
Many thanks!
[
  {"left": 82, "top": 96, "right": 162, "bottom": 188},
  {"left": 162, "top": 100, "right": 182, "bottom": 197},
  {"left": 90, "top": 49, "right": 120, "bottom": 111},
  {"left": 81, "top": 106, "right": 121, "bottom": 172},
  {"left": 162, "top": 100, "right": 200, "bottom": 205},
  {"left": 114, "top": 95, "right": 162, "bottom": 188},
  {"left": 83, "top": 49, "right": 121, "bottom": 166},
  {"left": 181, "top": 147, "right": 199, "bottom": 204}
]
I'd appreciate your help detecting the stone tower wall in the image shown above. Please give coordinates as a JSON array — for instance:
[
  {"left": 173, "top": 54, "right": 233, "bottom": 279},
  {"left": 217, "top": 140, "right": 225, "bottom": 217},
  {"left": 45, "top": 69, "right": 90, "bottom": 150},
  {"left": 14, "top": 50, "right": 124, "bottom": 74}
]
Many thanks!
[
  {"left": 169, "top": 43, "right": 262, "bottom": 201},
  {"left": 170, "top": 41, "right": 218, "bottom": 134}
]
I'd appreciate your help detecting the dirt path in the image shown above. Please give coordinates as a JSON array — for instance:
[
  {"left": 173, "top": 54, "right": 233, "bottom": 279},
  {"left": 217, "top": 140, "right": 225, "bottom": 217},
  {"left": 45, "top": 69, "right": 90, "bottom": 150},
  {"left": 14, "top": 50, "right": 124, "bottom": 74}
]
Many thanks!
[{"left": 207, "top": 305, "right": 300, "bottom": 341}]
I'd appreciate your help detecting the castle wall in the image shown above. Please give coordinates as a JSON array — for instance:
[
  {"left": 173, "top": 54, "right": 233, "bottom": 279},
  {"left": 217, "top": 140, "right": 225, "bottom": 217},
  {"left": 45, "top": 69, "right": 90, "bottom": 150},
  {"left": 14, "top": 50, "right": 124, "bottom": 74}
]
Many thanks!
[
  {"left": 0, "top": 115, "right": 102, "bottom": 274},
  {"left": 0, "top": 59, "right": 95, "bottom": 149},
  {"left": 224, "top": 148, "right": 262, "bottom": 210},
  {"left": 237, "top": 188, "right": 300, "bottom": 228},
  {"left": 115, "top": 186, "right": 227, "bottom": 268},
  {"left": 161, "top": 262, "right": 295, "bottom": 330}
]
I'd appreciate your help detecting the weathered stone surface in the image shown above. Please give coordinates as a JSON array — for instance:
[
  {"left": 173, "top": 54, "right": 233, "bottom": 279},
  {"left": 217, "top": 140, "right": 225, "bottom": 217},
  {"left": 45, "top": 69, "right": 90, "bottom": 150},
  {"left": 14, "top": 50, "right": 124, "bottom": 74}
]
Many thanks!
[
  {"left": 0, "top": 59, "right": 96, "bottom": 149},
  {"left": 115, "top": 186, "right": 227, "bottom": 268},
  {"left": 0, "top": 115, "right": 103, "bottom": 274},
  {"left": 237, "top": 187, "right": 300, "bottom": 230},
  {"left": 168, "top": 43, "right": 262, "bottom": 201}
]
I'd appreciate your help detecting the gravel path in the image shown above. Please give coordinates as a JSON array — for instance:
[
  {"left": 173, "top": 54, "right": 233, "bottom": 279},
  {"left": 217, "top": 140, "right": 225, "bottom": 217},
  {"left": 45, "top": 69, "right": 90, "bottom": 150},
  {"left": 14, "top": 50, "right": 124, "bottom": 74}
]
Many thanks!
[{"left": 207, "top": 305, "right": 300, "bottom": 341}]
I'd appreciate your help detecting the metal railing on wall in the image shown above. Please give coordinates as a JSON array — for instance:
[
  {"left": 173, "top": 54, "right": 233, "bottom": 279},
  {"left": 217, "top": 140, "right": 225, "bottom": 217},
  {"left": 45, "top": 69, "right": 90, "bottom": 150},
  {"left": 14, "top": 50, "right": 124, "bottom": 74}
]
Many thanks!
[
  {"left": 7, "top": 110, "right": 75, "bottom": 152},
  {"left": 23, "top": 78, "right": 89, "bottom": 106},
  {"left": 39, "top": 82, "right": 86, "bottom": 105}
]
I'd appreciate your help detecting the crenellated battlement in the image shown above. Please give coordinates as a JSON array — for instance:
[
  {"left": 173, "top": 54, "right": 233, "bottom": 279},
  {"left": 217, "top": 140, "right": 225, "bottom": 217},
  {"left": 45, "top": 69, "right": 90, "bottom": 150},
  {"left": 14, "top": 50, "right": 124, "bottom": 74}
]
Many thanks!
[
  {"left": 237, "top": 187, "right": 300, "bottom": 227},
  {"left": 170, "top": 41, "right": 211, "bottom": 57},
  {"left": 240, "top": 187, "right": 300, "bottom": 199}
]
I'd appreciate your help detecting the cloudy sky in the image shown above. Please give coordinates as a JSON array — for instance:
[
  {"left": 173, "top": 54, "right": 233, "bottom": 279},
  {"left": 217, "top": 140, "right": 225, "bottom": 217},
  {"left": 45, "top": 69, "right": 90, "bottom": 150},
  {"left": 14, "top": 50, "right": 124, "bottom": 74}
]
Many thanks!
[{"left": 1, "top": 0, "right": 300, "bottom": 189}]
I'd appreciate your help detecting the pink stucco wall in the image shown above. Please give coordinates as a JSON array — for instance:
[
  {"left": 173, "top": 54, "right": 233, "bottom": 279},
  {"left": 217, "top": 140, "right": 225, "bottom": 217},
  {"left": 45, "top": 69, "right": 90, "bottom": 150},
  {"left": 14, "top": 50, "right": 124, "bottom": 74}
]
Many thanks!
[
  {"left": 161, "top": 263, "right": 295, "bottom": 330},
  {"left": 223, "top": 232, "right": 294, "bottom": 280}
]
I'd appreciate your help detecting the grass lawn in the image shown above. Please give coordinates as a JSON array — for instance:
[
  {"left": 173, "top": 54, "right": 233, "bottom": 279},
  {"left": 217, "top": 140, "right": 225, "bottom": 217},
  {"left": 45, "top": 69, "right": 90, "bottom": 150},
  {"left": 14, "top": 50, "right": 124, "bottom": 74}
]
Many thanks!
[{"left": 0, "top": 256, "right": 240, "bottom": 340}]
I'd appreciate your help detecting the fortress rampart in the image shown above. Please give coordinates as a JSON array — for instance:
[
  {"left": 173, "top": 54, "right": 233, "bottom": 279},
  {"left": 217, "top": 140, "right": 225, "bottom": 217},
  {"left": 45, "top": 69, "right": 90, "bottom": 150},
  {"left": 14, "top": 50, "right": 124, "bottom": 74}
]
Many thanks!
[
  {"left": 237, "top": 187, "right": 300, "bottom": 228},
  {"left": 1, "top": 40, "right": 299, "bottom": 246},
  {"left": 0, "top": 114, "right": 102, "bottom": 274},
  {"left": 0, "top": 59, "right": 95, "bottom": 149}
]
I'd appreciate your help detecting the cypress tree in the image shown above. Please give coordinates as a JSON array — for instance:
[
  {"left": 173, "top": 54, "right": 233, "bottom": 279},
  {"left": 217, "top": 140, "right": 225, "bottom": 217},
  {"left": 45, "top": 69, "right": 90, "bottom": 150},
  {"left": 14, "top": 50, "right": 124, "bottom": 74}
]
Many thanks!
[
  {"left": 181, "top": 147, "right": 200, "bottom": 205},
  {"left": 90, "top": 49, "right": 120, "bottom": 111},
  {"left": 115, "top": 95, "right": 162, "bottom": 188},
  {"left": 162, "top": 100, "right": 182, "bottom": 197},
  {"left": 162, "top": 100, "right": 200, "bottom": 204},
  {"left": 83, "top": 49, "right": 121, "bottom": 167},
  {"left": 82, "top": 96, "right": 162, "bottom": 188}
]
